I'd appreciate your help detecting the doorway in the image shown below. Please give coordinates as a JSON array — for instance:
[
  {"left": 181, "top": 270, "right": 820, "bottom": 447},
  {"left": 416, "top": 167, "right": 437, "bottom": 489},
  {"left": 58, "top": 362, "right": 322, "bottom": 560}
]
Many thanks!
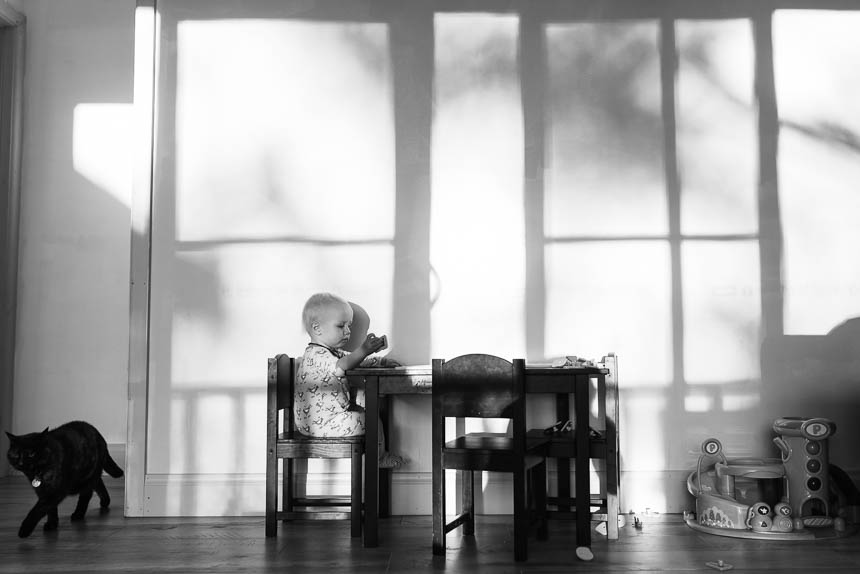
[{"left": 0, "top": 3, "right": 25, "bottom": 476}]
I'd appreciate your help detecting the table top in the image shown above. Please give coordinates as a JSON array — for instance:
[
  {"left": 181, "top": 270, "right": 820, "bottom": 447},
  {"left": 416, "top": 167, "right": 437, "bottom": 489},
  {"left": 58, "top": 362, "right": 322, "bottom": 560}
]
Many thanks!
[
  {"left": 349, "top": 363, "right": 609, "bottom": 375},
  {"left": 347, "top": 363, "right": 609, "bottom": 394}
]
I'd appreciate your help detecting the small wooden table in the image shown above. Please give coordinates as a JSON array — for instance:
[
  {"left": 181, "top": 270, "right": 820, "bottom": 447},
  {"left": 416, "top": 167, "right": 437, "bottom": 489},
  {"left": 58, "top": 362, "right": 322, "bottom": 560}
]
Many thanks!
[{"left": 348, "top": 362, "right": 617, "bottom": 554}]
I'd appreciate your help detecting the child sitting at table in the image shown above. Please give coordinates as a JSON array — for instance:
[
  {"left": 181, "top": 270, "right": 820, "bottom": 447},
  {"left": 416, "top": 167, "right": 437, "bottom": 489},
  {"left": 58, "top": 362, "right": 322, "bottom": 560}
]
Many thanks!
[{"left": 296, "top": 292, "right": 406, "bottom": 468}]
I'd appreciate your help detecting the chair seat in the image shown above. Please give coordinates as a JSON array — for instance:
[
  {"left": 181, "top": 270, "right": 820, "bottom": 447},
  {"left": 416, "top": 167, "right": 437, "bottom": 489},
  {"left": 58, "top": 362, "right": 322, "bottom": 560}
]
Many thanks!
[
  {"left": 526, "top": 429, "right": 607, "bottom": 459},
  {"left": 442, "top": 433, "right": 549, "bottom": 472},
  {"left": 445, "top": 432, "right": 550, "bottom": 452},
  {"left": 275, "top": 434, "right": 364, "bottom": 459}
]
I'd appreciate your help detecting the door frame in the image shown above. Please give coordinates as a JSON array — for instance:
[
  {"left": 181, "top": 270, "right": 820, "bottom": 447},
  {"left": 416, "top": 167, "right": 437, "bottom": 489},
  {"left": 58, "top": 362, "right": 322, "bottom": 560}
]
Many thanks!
[
  {"left": 126, "top": 0, "right": 156, "bottom": 514},
  {"left": 0, "top": 1, "right": 25, "bottom": 477}
]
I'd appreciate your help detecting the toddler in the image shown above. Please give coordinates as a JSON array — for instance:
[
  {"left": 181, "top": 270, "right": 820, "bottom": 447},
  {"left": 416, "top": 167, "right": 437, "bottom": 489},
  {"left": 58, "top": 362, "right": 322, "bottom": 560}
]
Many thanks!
[{"left": 295, "top": 292, "right": 406, "bottom": 468}]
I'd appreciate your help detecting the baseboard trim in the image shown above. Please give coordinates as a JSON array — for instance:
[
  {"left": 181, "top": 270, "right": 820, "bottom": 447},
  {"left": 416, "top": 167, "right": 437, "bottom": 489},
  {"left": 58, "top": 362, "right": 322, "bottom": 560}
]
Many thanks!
[
  {"left": 137, "top": 467, "right": 860, "bottom": 518},
  {"left": 138, "top": 469, "right": 648, "bottom": 517}
]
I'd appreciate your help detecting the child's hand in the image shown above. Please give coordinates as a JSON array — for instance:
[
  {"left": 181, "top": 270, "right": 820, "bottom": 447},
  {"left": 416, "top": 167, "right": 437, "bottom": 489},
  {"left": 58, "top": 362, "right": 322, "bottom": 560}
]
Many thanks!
[{"left": 361, "top": 333, "right": 388, "bottom": 355}]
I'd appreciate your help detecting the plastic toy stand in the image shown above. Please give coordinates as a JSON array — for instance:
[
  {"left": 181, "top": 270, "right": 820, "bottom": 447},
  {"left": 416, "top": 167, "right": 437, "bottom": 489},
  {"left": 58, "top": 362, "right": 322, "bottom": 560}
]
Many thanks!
[
  {"left": 684, "top": 514, "right": 855, "bottom": 541},
  {"left": 686, "top": 422, "right": 859, "bottom": 542}
]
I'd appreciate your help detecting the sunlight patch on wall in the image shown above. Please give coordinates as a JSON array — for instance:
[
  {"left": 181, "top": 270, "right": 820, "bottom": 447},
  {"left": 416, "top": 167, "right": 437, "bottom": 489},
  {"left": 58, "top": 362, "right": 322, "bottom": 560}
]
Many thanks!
[
  {"left": 167, "top": 395, "right": 188, "bottom": 473},
  {"left": 72, "top": 103, "right": 133, "bottom": 208},
  {"left": 721, "top": 391, "right": 759, "bottom": 412},
  {"left": 146, "top": 240, "right": 395, "bottom": 474},
  {"left": 676, "top": 19, "right": 757, "bottom": 235},
  {"left": 774, "top": 11, "right": 860, "bottom": 136},
  {"left": 684, "top": 392, "right": 714, "bottom": 413},
  {"left": 148, "top": 12, "right": 397, "bottom": 476},
  {"left": 174, "top": 19, "right": 394, "bottom": 242},
  {"left": 430, "top": 13, "right": 525, "bottom": 359},
  {"left": 622, "top": 474, "right": 668, "bottom": 516},
  {"left": 545, "top": 21, "right": 666, "bottom": 238},
  {"left": 682, "top": 241, "right": 761, "bottom": 385},
  {"left": 168, "top": 245, "right": 394, "bottom": 386},
  {"left": 164, "top": 392, "right": 237, "bottom": 474},
  {"left": 546, "top": 241, "right": 673, "bottom": 387},
  {"left": 774, "top": 11, "right": 860, "bottom": 335},
  {"left": 622, "top": 393, "right": 667, "bottom": 470}
]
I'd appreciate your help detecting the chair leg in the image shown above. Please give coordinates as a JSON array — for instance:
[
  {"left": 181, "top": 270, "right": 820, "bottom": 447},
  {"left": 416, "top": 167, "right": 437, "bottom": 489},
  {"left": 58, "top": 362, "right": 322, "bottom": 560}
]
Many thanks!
[
  {"left": 513, "top": 467, "right": 528, "bottom": 562},
  {"left": 379, "top": 468, "right": 392, "bottom": 517},
  {"left": 351, "top": 447, "right": 363, "bottom": 538},
  {"left": 463, "top": 470, "right": 475, "bottom": 536},
  {"left": 432, "top": 455, "right": 444, "bottom": 555},
  {"left": 535, "top": 461, "right": 548, "bottom": 540},
  {"left": 265, "top": 453, "right": 278, "bottom": 537},
  {"left": 284, "top": 458, "right": 294, "bottom": 520}
]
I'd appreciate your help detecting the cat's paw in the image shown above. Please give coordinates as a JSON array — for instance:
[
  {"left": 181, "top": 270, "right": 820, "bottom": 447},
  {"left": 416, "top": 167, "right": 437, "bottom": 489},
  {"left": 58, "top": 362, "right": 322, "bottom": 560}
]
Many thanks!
[
  {"left": 43, "top": 520, "right": 58, "bottom": 532},
  {"left": 18, "top": 518, "right": 40, "bottom": 538},
  {"left": 70, "top": 511, "right": 86, "bottom": 522}
]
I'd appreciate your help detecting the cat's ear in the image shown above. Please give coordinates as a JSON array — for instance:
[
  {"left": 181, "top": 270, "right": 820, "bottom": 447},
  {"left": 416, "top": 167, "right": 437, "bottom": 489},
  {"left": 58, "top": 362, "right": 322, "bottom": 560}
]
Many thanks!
[
  {"left": 41, "top": 427, "right": 49, "bottom": 435},
  {"left": 4, "top": 431, "right": 15, "bottom": 440}
]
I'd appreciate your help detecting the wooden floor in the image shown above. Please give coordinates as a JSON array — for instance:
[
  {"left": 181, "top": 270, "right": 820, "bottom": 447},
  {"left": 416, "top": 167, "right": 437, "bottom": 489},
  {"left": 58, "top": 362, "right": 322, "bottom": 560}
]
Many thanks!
[{"left": 1, "top": 477, "right": 859, "bottom": 573}]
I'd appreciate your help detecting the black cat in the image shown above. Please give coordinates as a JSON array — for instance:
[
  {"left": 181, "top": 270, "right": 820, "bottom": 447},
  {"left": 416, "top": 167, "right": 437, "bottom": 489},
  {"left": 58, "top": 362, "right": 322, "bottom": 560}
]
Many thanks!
[{"left": 5, "top": 420, "right": 124, "bottom": 538}]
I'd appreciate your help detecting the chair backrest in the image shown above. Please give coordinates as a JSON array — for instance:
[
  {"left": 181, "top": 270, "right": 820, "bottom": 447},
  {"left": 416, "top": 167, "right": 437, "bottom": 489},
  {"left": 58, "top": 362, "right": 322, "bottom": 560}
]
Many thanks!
[
  {"left": 431, "top": 354, "right": 525, "bottom": 420},
  {"left": 275, "top": 354, "right": 294, "bottom": 410},
  {"left": 268, "top": 354, "right": 299, "bottom": 438}
]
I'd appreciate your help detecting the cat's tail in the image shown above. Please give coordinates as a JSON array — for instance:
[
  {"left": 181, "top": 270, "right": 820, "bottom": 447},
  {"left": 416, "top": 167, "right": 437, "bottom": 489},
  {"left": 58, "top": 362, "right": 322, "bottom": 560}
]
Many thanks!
[{"left": 103, "top": 453, "right": 124, "bottom": 478}]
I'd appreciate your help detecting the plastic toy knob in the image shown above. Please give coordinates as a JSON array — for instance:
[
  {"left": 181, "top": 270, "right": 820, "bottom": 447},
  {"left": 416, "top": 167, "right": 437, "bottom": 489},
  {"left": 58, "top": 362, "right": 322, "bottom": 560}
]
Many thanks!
[
  {"left": 751, "top": 502, "right": 771, "bottom": 517},
  {"left": 702, "top": 439, "right": 722, "bottom": 456},
  {"left": 771, "top": 515, "right": 794, "bottom": 532},
  {"left": 746, "top": 503, "right": 772, "bottom": 530},
  {"left": 793, "top": 517, "right": 805, "bottom": 530},
  {"left": 773, "top": 502, "right": 792, "bottom": 517},
  {"left": 834, "top": 517, "right": 847, "bottom": 532},
  {"left": 750, "top": 515, "right": 773, "bottom": 532}
]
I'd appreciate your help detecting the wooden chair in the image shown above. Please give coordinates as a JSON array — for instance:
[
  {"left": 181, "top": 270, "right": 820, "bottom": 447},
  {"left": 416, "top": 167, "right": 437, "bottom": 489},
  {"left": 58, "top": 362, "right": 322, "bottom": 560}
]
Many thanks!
[
  {"left": 265, "top": 354, "right": 364, "bottom": 538},
  {"left": 431, "top": 354, "right": 549, "bottom": 562},
  {"left": 527, "top": 353, "right": 620, "bottom": 541}
]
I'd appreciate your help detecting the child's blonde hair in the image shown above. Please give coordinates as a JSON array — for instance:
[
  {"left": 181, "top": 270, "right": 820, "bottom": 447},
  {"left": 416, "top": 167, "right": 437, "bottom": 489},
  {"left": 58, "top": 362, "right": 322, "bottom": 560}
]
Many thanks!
[{"left": 302, "top": 292, "right": 349, "bottom": 333}]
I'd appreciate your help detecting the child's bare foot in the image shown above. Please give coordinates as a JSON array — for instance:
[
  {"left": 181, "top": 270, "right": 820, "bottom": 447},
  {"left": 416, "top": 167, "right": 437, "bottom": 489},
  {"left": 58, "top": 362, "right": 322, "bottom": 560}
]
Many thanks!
[{"left": 378, "top": 452, "right": 407, "bottom": 469}]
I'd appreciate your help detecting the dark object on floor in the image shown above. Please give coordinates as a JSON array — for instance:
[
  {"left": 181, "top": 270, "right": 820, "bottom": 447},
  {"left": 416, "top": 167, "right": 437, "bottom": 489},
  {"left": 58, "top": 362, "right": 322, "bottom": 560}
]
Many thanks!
[{"left": 5, "top": 420, "right": 123, "bottom": 538}]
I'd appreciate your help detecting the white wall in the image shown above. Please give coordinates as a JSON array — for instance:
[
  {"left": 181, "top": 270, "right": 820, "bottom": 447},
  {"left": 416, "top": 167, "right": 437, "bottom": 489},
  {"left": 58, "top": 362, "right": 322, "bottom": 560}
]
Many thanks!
[
  {"left": 3, "top": 0, "right": 24, "bottom": 15},
  {"left": 9, "top": 0, "right": 860, "bottom": 518},
  {"left": 12, "top": 0, "right": 134, "bottom": 447}
]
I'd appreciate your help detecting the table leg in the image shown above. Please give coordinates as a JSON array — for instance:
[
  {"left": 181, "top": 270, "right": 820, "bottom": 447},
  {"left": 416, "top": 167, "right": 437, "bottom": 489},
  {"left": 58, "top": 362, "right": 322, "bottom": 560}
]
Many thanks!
[
  {"left": 601, "top": 371, "right": 619, "bottom": 540},
  {"left": 574, "top": 375, "right": 592, "bottom": 559},
  {"left": 555, "top": 393, "right": 571, "bottom": 513},
  {"left": 364, "top": 375, "right": 379, "bottom": 548},
  {"left": 379, "top": 395, "right": 391, "bottom": 517}
]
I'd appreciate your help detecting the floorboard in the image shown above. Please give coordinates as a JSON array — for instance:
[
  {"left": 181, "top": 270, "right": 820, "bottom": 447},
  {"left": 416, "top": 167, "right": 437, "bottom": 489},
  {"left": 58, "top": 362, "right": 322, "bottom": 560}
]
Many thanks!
[{"left": 0, "top": 477, "right": 858, "bottom": 573}]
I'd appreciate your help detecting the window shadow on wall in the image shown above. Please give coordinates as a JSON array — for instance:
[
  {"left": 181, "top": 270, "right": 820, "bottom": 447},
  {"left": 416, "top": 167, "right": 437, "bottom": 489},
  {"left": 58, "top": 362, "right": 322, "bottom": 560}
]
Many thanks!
[{"left": 139, "top": 1, "right": 860, "bottom": 516}]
